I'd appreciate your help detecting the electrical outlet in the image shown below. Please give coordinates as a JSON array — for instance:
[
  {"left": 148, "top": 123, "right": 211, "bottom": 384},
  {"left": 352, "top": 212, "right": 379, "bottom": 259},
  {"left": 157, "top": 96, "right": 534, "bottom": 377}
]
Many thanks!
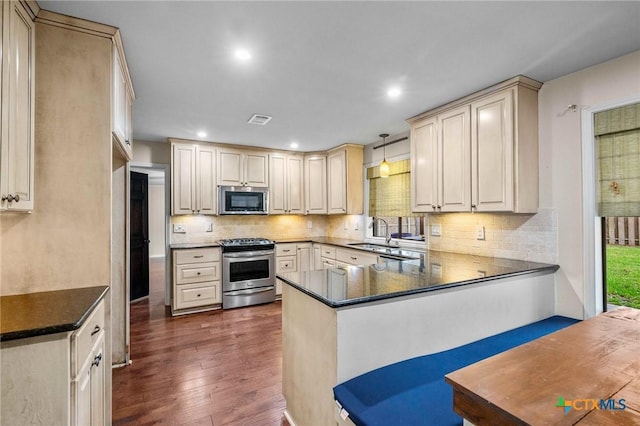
[
  {"left": 430, "top": 263, "right": 442, "bottom": 277},
  {"left": 476, "top": 225, "right": 485, "bottom": 240},
  {"left": 354, "top": 219, "right": 359, "bottom": 231},
  {"left": 477, "top": 270, "right": 487, "bottom": 278},
  {"left": 307, "top": 221, "right": 313, "bottom": 229},
  {"left": 173, "top": 224, "right": 186, "bottom": 233},
  {"left": 343, "top": 221, "right": 348, "bottom": 230},
  {"left": 431, "top": 224, "right": 441, "bottom": 236},
  {"left": 206, "top": 223, "right": 213, "bottom": 232}
]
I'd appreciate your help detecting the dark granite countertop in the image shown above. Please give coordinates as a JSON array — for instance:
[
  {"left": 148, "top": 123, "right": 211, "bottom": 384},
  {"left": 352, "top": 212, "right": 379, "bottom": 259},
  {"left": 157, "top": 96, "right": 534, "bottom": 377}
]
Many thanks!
[
  {"left": 278, "top": 251, "right": 558, "bottom": 308},
  {"left": 170, "top": 242, "right": 221, "bottom": 249},
  {"left": 0, "top": 286, "right": 109, "bottom": 341}
]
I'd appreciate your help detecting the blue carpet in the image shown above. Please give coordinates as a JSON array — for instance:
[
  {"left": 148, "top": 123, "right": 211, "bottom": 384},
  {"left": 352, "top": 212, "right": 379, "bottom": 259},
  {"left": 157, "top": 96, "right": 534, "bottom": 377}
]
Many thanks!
[{"left": 333, "top": 316, "right": 579, "bottom": 426}]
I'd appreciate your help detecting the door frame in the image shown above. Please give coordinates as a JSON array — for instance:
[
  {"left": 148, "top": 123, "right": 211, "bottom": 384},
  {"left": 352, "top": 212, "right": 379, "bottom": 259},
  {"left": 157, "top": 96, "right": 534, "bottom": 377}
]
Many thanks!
[
  {"left": 581, "top": 94, "right": 640, "bottom": 318},
  {"left": 131, "top": 162, "right": 171, "bottom": 306}
]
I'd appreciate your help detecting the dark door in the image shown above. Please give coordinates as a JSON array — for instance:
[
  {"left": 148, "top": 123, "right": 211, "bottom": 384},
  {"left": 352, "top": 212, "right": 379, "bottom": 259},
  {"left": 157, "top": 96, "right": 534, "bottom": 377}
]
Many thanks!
[{"left": 130, "top": 171, "right": 149, "bottom": 301}]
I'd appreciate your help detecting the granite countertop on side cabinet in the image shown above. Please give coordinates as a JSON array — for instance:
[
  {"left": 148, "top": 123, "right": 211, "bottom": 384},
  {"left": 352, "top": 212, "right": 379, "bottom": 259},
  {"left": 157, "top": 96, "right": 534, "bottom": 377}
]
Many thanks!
[{"left": 0, "top": 286, "right": 109, "bottom": 341}]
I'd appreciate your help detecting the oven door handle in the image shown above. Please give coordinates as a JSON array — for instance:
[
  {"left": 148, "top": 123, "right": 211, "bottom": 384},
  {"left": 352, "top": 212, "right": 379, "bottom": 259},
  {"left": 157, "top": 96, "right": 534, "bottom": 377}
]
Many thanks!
[
  {"left": 223, "top": 250, "right": 274, "bottom": 258},
  {"left": 225, "top": 286, "right": 275, "bottom": 296}
]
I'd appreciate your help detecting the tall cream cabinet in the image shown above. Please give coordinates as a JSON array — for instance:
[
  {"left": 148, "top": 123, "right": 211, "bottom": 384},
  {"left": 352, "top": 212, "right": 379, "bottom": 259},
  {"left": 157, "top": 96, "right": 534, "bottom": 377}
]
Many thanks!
[
  {"left": 112, "top": 43, "right": 134, "bottom": 160},
  {"left": 1, "top": 0, "right": 36, "bottom": 212},
  {"left": 327, "top": 144, "right": 364, "bottom": 215},
  {"left": 409, "top": 76, "right": 542, "bottom": 214},
  {"left": 270, "top": 152, "right": 304, "bottom": 214},
  {"left": 217, "top": 147, "right": 269, "bottom": 187},
  {"left": 304, "top": 154, "right": 327, "bottom": 214},
  {"left": 171, "top": 141, "right": 217, "bottom": 215}
]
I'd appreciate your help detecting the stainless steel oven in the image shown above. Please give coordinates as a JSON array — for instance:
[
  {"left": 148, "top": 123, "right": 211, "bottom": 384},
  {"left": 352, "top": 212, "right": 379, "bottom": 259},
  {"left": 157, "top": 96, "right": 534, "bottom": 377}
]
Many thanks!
[{"left": 220, "top": 238, "right": 276, "bottom": 309}]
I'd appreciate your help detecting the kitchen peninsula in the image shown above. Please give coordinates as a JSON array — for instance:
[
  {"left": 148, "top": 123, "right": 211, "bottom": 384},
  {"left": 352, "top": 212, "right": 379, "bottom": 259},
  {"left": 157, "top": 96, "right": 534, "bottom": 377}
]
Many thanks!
[{"left": 277, "top": 253, "right": 558, "bottom": 425}]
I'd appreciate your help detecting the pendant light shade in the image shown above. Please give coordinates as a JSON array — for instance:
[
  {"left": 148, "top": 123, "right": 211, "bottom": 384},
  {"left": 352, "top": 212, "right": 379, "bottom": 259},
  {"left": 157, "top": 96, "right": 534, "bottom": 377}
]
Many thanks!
[{"left": 379, "top": 133, "right": 390, "bottom": 178}]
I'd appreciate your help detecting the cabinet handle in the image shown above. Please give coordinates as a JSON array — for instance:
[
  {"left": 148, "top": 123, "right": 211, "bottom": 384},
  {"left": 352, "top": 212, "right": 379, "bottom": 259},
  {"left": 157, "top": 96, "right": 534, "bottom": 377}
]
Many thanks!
[
  {"left": 1, "top": 195, "right": 6, "bottom": 201},
  {"left": 91, "top": 325, "right": 101, "bottom": 336},
  {"left": 432, "top": 206, "right": 436, "bottom": 211},
  {"left": 351, "top": 256, "right": 358, "bottom": 260},
  {"left": 471, "top": 204, "right": 477, "bottom": 210},
  {"left": 92, "top": 353, "right": 103, "bottom": 368},
  {"left": 194, "top": 255, "right": 204, "bottom": 258},
  {"left": 3, "top": 194, "right": 19, "bottom": 202},
  {"left": 283, "top": 249, "right": 290, "bottom": 252},
  {"left": 125, "top": 139, "right": 131, "bottom": 145}
]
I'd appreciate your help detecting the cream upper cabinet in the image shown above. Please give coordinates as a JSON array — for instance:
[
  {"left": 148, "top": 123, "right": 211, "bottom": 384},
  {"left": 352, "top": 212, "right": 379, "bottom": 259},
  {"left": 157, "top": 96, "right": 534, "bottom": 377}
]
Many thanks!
[
  {"left": 409, "top": 76, "right": 541, "bottom": 214},
  {"left": 304, "top": 154, "right": 327, "bottom": 214},
  {"left": 270, "top": 153, "right": 304, "bottom": 215},
  {"left": 327, "top": 144, "right": 364, "bottom": 215},
  {"left": 112, "top": 43, "right": 134, "bottom": 161},
  {"left": 471, "top": 84, "right": 540, "bottom": 213},
  {"left": 0, "top": 1, "right": 35, "bottom": 212},
  {"left": 171, "top": 142, "right": 216, "bottom": 215},
  {"left": 217, "top": 148, "right": 268, "bottom": 187}
]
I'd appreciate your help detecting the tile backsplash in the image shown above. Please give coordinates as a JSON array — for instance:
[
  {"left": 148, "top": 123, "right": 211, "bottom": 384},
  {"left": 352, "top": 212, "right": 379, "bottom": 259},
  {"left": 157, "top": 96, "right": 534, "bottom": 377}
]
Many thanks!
[
  {"left": 170, "top": 214, "right": 328, "bottom": 244},
  {"left": 427, "top": 208, "right": 558, "bottom": 264}
]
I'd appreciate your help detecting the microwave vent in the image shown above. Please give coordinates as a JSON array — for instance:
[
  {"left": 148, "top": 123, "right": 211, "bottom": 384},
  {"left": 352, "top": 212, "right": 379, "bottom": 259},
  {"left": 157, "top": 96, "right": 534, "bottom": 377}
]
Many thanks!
[{"left": 247, "top": 114, "right": 272, "bottom": 126}]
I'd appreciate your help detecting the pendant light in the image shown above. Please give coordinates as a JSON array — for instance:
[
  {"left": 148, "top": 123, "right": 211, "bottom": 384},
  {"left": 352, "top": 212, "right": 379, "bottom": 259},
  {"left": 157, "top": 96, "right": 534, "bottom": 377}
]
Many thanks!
[{"left": 379, "top": 133, "right": 390, "bottom": 178}]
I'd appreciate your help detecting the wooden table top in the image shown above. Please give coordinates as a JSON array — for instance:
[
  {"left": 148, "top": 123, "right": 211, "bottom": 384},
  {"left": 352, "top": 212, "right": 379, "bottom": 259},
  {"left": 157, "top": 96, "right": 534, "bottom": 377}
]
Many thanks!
[{"left": 445, "top": 308, "right": 640, "bottom": 425}]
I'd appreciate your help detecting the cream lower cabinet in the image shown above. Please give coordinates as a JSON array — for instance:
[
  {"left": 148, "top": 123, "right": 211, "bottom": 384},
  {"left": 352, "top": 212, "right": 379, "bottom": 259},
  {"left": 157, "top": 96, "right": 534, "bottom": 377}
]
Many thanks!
[
  {"left": 1, "top": 299, "right": 107, "bottom": 426},
  {"left": 0, "top": 0, "right": 35, "bottom": 212},
  {"left": 269, "top": 153, "right": 304, "bottom": 214},
  {"left": 304, "top": 154, "right": 328, "bottom": 214},
  {"left": 172, "top": 247, "right": 222, "bottom": 315},
  {"left": 217, "top": 148, "right": 269, "bottom": 187},
  {"left": 409, "top": 76, "right": 541, "bottom": 213},
  {"left": 171, "top": 142, "right": 217, "bottom": 215},
  {"left": 276, "top": 242, "right": 312, "bottom": 296},
  {"left": 318, "top": 245, "right": 378, "bottom": 270}
]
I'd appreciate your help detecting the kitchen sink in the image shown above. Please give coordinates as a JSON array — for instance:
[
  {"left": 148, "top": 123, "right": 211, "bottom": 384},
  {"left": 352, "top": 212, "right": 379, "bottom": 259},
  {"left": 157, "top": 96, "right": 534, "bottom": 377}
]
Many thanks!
[{"left": 347, "top": 243, "right": 423, "bottom": 260}]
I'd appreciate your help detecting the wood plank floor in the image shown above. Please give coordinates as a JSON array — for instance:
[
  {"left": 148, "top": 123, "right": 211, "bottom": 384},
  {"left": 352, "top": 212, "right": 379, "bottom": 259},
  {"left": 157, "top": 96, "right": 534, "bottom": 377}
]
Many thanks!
[{"left": 113, "top": 258, "right": 286, "bottom": 425}]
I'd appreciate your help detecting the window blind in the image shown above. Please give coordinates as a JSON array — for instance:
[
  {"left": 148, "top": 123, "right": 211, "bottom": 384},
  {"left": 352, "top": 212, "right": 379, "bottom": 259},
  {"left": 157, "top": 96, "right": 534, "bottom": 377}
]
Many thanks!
[
  {"left": 367, "top": 159, "right": 415, "bottom": 217},
  {"left": 596, "top": 102, "right": 640, "bottom": 217}
]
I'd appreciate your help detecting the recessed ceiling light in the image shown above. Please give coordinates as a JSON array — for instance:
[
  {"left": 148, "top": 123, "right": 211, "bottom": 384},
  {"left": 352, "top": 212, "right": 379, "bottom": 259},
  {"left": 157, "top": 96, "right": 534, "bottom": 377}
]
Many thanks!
[
  {"left": 290, "top": 142, "right": 299, "bottom": 149},
  {"left": 387, "top": 87, "right": 402, "bottom": 99},
  {"left": 234, "top": 48, "right": 252, "bottom": 61},
  {"left": 197, "top": 131, "right": 207, "bottom": 138}
]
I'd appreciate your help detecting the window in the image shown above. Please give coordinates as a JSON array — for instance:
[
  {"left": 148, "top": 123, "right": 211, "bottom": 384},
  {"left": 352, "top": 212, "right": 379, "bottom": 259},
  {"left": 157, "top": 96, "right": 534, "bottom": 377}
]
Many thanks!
[{"left": 367, "top": 159, "right": 425, "bottom": 241}]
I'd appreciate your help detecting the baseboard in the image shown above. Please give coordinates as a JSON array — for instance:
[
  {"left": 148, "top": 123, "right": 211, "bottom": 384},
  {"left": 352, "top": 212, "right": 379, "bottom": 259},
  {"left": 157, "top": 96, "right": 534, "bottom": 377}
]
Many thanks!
[{"left": 283, "top": 409, "right": 296, "bottom": 426}]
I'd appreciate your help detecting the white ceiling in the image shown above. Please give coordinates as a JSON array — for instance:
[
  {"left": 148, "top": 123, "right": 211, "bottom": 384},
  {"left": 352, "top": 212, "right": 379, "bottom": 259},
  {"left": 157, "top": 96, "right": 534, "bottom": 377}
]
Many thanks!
[{"left": 39, "top": 1, "right": 640, "bottom": 151}]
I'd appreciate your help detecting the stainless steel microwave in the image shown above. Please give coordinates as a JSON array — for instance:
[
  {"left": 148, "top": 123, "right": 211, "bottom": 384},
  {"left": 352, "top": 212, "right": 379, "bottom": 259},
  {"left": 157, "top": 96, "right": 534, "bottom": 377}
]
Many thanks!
[{"left": 218, "top": 186, "right": 268, "bottom": 215}]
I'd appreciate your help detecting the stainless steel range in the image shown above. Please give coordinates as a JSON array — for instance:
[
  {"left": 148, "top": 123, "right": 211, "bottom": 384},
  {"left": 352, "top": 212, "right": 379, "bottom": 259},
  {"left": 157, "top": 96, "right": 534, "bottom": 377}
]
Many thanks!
[{"left": 219, "top": 238, "right": 276, "bottom": 309}]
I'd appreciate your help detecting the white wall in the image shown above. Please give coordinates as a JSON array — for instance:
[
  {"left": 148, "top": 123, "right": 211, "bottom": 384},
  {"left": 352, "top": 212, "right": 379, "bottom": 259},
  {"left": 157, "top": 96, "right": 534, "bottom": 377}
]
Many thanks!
[
  {"left": 539, "top": 50, "right": 640, "bottom": 319},
  {"left": 148, "top": 183, "right": 166, "bottom": 257}
]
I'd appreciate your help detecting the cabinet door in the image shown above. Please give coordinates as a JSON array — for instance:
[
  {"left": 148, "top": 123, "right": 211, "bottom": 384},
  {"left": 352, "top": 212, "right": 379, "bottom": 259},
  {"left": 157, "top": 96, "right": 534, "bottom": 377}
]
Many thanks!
[
  {"left": 297, "top": 243, "right": 312, "bottom": 272},
  {"left": 244, "top": 152, "right": 269, "bottom": 187},
  {"left": 217, "top": 149, "right": 244, "bottom": 186},
  {"left": 269, "top": 153, "right": 287, "bottom": 214},
  {"left": 73, "top": 355, "right": 92, "bottom": 426},
  {"left": 90, "top": 333, "right": 106, "bottom": 426},
  {"left": 0, "top": 0, "right": 35, "bottom": 211},
  {"left": 172, "top": 144, "right": 196, "bottom": 214},
  {"left": 327, "top": 150, "right": 347, "bottom": 214},
  {"left": 112, "top": 51, "right": 132, "bottom": 159},
  {"left": 305, "top": 156, "right": 327, "bottom": 214},
  {"left": 196, "top": 146, "right": 216, "bottom": 215},
  {"left": 440, "top": 105, "right": 471, "bottom": 212},
  {"left": 472, "top": 91, "right": 514, "bottom": 212},
  {"left": 313, "top": 244, "right": 322, "bottom": 270},
  {"left": 287, "top": 155, "right": 304, "bottom": 214},
  {"left": 410, "top": 117, "right": 438, "bottom": 212}
]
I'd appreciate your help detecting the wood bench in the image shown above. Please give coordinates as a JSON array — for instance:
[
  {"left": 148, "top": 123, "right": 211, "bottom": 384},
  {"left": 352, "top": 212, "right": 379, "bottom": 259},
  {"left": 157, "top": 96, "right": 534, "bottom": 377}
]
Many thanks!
[{"left": 332, "top": 316, "right": 579, "bottom": 426}]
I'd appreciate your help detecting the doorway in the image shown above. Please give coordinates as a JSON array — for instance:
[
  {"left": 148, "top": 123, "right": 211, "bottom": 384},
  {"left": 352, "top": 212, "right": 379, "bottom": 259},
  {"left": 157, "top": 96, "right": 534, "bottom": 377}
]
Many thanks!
[
  {"left": 130, "top": 171, "right": 150, "bottom": 301},
  {"left": 130, "top": 165, "right": 169, "bottom": 307}
]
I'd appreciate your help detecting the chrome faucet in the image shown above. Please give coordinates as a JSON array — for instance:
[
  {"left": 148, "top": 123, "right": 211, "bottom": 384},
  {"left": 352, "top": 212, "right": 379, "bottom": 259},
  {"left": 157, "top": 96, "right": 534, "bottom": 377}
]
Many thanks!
[{"left": 371, "top": 218, "right": 392, "bottom": 246}]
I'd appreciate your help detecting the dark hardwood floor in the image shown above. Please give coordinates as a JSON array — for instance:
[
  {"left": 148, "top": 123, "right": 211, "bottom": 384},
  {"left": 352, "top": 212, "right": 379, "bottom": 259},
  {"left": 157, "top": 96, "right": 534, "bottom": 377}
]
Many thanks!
[{"left": 113, "top": 257, "right": 286, "bottom": 425}]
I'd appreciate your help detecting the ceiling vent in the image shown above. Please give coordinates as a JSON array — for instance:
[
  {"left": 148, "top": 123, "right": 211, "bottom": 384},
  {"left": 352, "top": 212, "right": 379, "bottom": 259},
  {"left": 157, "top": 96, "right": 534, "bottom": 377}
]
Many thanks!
[{"left": 247, "top": 114, "right": 272, "bottom": 126}]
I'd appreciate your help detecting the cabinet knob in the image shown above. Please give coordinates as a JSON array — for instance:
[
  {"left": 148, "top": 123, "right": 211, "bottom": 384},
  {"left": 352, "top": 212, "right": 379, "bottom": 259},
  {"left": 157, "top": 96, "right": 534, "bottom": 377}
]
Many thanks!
[
  {"left": 471, "top": 204, "right": 477, "bottom": 210},
  {"left": 197, "top": 272, "right": 201, "bottom": 275},
  {"left": 351, "top": 256, "right": 357, "bottom": 260},
  {"left": 432, "top": 206, "right": 436, "bottom": 211},
  {"left": 197, "top": 293, "right": 201, "bottom": 297},
  {"left": 125, "top": 139, "right": 131, "bottom": 145},
  {"left": 92, "top": 353, "right": 103, "bottom": 368},
  {"left": 3, "top": 194, "right": 19, "bottom": 202},
  {"left": 1, "top": 195, "right": 6, "bottom": 201}
]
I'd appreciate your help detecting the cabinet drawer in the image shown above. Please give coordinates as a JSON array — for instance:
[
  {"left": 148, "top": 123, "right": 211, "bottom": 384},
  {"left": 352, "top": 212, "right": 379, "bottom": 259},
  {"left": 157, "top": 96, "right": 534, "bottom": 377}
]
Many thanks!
[
  {"left": 336, "top": 248, "right": 379, "bottom": 266},
  {"left": 176, "top": 262, "right": 220, "bottom": 284},
  {"left": 276, "top": 244, "right": 297, "bottom": 256},
  {"left": 71, "top": 299, "right": 105, "bottom": 376},
  {"left": 276, "top": 256, "right": 297, "bottom": 273},
  {"left": 175, "top": 282, "right": 221, "bottom": 309},
  {"left": 175, "top": 248, "right": 220, "bottom": 265},
  {"left": 320, "top": 245, "right": 336, "bottom": 259}
]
